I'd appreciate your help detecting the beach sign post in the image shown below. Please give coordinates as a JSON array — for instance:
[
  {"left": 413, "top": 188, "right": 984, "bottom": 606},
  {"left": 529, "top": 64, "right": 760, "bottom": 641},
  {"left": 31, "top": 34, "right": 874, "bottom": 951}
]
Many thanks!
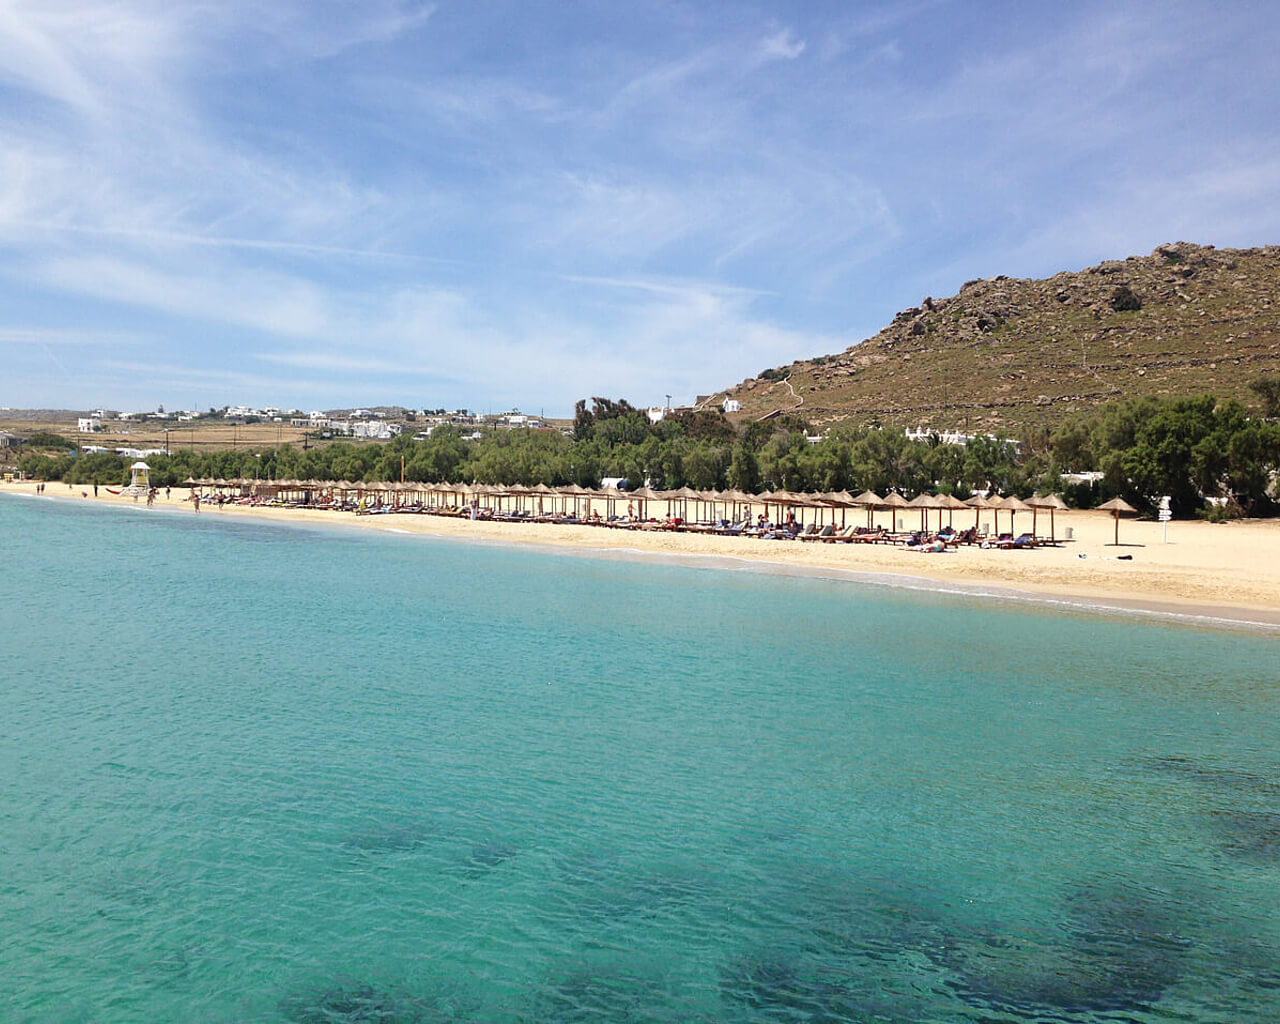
[{"left": 1158, "top": 495, "right": 1172, "bottom": 543}]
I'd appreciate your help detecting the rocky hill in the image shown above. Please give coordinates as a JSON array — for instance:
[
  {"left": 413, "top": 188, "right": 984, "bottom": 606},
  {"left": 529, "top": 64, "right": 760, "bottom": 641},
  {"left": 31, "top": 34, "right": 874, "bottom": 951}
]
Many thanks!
[{"left": 719, "top": 242, "right": 1280, "bottom": 434}]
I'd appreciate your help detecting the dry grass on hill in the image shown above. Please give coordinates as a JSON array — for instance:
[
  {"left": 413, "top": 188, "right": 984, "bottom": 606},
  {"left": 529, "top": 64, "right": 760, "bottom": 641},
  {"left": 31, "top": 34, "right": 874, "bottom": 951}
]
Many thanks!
[
  {"left": 0, "top": 417, "right": 314, "bottom": 455},
  {"left": 722, "top": 242, "right": 1280, "bottom": 435}
]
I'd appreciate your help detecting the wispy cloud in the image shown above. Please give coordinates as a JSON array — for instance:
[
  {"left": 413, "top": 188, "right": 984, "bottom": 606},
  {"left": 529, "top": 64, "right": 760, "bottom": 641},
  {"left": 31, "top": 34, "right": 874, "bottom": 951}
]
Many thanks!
[
  {"left": 760, "top": 29, "right": 805, "bottom": 62},
  {"left": 0, "top": 325, "right": 144, "bottom": 346},
  {"left": 1, "top": 1, "right": 1278, "bottom": 412},
  {"left": 559, "top": 274, "right": 772, "bottom": 299}
]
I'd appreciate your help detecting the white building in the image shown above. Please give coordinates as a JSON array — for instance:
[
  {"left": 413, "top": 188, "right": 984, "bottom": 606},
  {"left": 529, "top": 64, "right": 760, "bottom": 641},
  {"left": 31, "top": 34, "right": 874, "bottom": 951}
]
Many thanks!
[
  {"left": 1061, "top": 471, "right": 1105, "bottom": 486},
  {"left": 352, "top": 421, "right": 402, "bottom": 440},
  {"left": 78, "top": 416, "right": 102, "bottom": 432},
  {"left": 723, "top": 399, "right": 741, "bottom": 413},
  {"left": 904, "top": 427, "right": 1021, "bottom": 453}
]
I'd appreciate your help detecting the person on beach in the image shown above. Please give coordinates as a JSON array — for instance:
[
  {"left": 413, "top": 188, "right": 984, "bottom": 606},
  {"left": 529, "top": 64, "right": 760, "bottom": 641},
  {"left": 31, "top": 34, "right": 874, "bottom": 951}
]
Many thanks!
[
  {"left": 93, "top": 482, "right": 98, "bottom": 497},
  {"left": 193, "top": 493, "right": 200, "bottom": 512}
]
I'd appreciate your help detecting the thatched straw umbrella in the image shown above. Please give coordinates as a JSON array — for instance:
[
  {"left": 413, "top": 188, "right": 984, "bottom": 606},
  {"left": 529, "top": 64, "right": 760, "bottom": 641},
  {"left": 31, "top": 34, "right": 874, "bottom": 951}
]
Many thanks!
[
  {"left": 937, "top": 493, "right": 969, "bottom": 528},
  {"left": 565, "top": 483, "right": 596, "bottom": 518},
  {"left": 525, "top": 482, "right": 552, "bottom": 515},
  {"left": 758, "top": 489, "right": 789, "bottom": 525},
  {"left": 881, "top": 490, "right": 910, "bottom": 532},
  {"left": 851, "top": 490, "right": 884, "bottom": 529},
  {"left": 719, "top": 489, "right": 750, "bottom": 523},
  {"left": 669, "top": 485, "right": 701, "bottom": 522},
  {"left": 821, "top": 490, "right": 856, "bottom": 527},
  {"left": 999, "top": 494, "right": 1033, "bottom": 536},
  {"left": 965, "top": 492, "right": 995, "bottom": 533},
  {"left": 1097, "top": 496, "right": 1138, "bottom": 545},
  {"left": 1028, "top": 493, "right": 1068, "bottom": 542},
  {"left": 628, "top": 486, "right": 660, "bottom": 520},
  {"left": 593, "top": 485, "right": 624, "bottom": 520},
  {"left": 907, "top": 491, "right": 942, "bottom": 532},
  {"left": 797, "top": 491, "right": 827, "bottom": 525}
]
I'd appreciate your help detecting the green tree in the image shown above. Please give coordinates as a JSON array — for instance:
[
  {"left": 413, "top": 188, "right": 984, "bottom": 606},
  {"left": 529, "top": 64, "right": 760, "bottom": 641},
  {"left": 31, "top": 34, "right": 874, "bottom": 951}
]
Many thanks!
[
  {"left": 727, "top": 443, "right": 760, "bottom": 493},
  {"left": 1248, "top": 375, "right": 1280, "bottom": 418}
]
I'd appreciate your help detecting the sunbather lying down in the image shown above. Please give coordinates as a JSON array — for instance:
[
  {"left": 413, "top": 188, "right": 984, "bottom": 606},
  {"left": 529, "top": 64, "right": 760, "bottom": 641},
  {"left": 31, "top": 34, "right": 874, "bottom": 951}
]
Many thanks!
[{"left": 909, "top": 538, "right": 949, "bottom": 553}]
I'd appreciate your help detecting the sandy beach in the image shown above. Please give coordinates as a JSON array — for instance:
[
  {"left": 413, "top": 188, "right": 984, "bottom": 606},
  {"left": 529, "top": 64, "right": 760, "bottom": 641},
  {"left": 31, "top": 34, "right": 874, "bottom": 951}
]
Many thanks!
[{"left": 8, "top": 478, "right": 1280, "bottom": 628}]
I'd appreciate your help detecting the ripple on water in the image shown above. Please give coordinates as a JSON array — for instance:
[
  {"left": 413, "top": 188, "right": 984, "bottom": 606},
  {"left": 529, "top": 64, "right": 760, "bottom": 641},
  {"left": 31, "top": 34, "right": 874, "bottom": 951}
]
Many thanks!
[
  {"left": 1206, "top": 809, "right": 1280, "bottom": 862},
  {"left": 1141, "top": 754, "right": 1280, "bottom": 798},
  {"left": 339, "top": 818, "right": 447, "bottom": 856},
  {"left": 279, "top": 978, "right": 478, "bottom": 1024},
  {"left": 718, "top": 951, "right": 929, "bottom": 1024}
]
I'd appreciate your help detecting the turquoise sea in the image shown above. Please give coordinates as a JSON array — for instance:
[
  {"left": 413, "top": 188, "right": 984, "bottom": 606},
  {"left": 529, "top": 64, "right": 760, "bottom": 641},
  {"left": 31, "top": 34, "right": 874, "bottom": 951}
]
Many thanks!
[{"left": 2, "top": 493, "right": 1279, "bottom": 1023}]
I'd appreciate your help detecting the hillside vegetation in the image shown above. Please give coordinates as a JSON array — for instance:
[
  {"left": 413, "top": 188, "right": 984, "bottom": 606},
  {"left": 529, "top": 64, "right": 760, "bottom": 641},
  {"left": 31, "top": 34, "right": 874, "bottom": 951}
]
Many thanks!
[{"left": 723, "top": 242, "right": 1280, "bottom": 434}]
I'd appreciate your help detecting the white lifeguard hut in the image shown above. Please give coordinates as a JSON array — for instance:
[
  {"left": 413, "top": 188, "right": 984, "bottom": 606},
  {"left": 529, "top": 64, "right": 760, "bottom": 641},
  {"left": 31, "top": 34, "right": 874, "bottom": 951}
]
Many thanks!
[{"left": 125, "top": 460, "right": 151, "bottom": 497}]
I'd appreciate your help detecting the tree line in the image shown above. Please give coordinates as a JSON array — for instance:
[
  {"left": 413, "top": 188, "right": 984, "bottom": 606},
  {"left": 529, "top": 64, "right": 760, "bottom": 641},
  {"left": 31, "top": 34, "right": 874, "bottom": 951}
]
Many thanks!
[{"left": 16, "top": 388, "right": 1280, "bottom": 519}]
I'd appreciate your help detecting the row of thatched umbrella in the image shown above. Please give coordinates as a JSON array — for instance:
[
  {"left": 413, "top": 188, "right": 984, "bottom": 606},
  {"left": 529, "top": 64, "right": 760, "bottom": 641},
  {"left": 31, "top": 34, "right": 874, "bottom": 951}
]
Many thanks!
[{"left": 185, "top": 477, "right": 1084, "bottom": 538}]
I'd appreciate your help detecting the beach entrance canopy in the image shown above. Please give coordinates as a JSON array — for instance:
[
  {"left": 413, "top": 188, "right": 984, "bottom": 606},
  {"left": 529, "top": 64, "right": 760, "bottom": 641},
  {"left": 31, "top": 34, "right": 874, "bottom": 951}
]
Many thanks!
[{"left": 1097, "top": 496, "right": 1138, "bottom": 545}]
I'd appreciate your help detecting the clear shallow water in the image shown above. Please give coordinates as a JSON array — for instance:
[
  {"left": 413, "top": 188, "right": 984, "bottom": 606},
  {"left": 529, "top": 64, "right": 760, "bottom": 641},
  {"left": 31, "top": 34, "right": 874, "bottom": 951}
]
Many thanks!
[{"left": 2, "top": 494, "right": 1279, "bottom": 1023}]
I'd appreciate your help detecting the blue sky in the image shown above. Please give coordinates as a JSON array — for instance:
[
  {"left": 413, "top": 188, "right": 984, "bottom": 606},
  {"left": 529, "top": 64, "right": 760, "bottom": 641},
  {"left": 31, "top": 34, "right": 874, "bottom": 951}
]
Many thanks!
[{"left": 3, "top": 0, "right": 1279, "bottom": 415}]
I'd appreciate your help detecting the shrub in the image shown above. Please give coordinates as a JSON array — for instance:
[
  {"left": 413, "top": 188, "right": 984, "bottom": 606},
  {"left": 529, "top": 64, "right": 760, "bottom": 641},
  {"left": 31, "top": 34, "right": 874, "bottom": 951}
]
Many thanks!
[
  {"left": 1110, "top": 285, "right": 1142, "bottom": 312},
  {"left": 23, "top": 431, "right": 75, "bottom": 450},
  {"left": 1196, "top": 500, "right": 1243, "bottom": 523},
  {"left": 1248, "top": 375, "right": 1280, "bottom": 418}
]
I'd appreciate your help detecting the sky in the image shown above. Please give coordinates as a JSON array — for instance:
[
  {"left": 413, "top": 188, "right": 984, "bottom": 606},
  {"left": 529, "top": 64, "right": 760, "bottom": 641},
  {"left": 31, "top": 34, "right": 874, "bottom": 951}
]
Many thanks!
[{"left": 2, "top": 0, "right": 1280, "bottom": 416}]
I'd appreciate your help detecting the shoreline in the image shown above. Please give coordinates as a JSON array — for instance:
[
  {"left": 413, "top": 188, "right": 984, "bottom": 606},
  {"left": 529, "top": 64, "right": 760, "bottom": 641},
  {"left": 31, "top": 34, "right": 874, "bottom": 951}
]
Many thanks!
[{"left": 6, "top": 482, "right": 1280, "bottom": 630}]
